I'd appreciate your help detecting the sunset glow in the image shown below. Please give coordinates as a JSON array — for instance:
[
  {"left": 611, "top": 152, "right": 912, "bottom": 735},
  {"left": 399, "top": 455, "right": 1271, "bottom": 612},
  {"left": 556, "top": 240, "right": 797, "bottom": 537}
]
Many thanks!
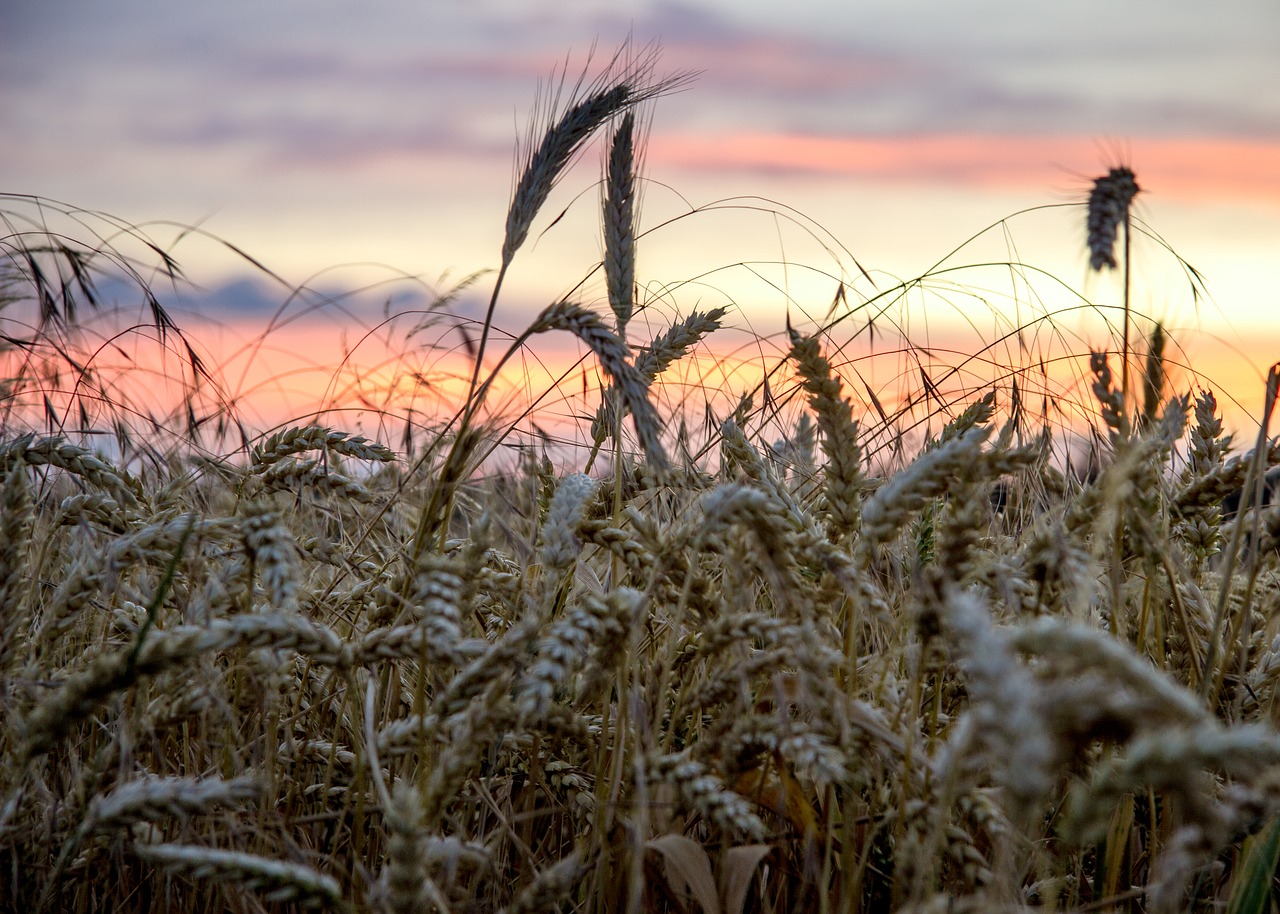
[{"left": 651, "top": 133, "right": 1280, "bottom": 204}]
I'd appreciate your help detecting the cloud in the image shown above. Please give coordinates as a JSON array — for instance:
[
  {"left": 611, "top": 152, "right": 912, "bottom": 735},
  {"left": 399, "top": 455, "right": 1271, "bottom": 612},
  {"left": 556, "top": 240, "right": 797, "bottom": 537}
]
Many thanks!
[
  {"left": 648, "top": 131, "right": 1280, "bottom": 205},
  {"left": 6, "top": 0, "right": 1278, "bottom": 305},
  {"left": 8, "top": 0, "right": 1278, "bottom": 192}
]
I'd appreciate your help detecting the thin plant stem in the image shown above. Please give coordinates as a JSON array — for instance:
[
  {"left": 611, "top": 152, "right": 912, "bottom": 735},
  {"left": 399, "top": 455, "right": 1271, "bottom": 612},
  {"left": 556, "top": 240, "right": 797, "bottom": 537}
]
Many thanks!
[{"left": 1121, "top": 208, "right": 1132, "bottom": 422}]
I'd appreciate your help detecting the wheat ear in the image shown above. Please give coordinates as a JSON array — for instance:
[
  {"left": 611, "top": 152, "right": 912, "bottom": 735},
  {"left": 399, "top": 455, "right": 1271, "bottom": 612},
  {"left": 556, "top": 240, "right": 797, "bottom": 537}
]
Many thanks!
[
  {"left": 250, "top": 425, "right": 394, "bottom": 468},
  {"left": 1087, "top": 165, "right": 1139, "bottom": 413},
  {"left": 529, "top": 300, "right": 667, "bottom": 469},
  {"left": 788, "top": 328, "right": 863, "bottom": 540},
  {"left": 604, "top": 110, "right": 637, "bottom": 338},
  {"left": 83, "top": 775, "right": 261, "bottom": 836},
  {"left": 539, "top": 472, "right": 601, "bottom": 576},
  {"left": 464, "top": 49, "right": 685, "bottom": 408},
  {"left": 1140, "top": 322, "right": 1166, "bottom": 431},
  {"left": 0, "top": 434, "right": 141, "bottom": 506},
  {"left": 928, "top": 585, "right": 1055, "bottom": 824},
  {"left": 381, "top": 781, "right": 432, "bottom": 914},
  {"left": 1087, "top": 167, "right": 1139, "bottom": 272},
  {"left": 0, "top": 465, "right": 34, "bottom": 677},
  {"left": 859, "top": 426, "right": 991, "bottom": 551},
  {"left": 505, "top": 850, "right": 588, "bottom": 914},
  {"left": 240, "top": 501, "right": 301, "bottom": 613},
  {"left": 133, "top": 843, "right": 347, "bottom": 910},
  {"left": 588, "top": 307, "right": 728, "bottom": 454},
  {"left": 648, "top": 751, "right": 768, "bottom": 840},
  {"left": 505, "top": 83, "right": 632, "bottom": 268},
  {"left": 21, "top": 614, "right": 346, "bottom": 758}
]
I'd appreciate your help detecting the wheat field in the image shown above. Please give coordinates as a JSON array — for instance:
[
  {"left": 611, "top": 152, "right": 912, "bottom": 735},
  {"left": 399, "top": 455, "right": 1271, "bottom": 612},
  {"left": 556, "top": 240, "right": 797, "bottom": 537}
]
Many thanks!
[{"left": 4, "top": 49, "right": 1280, "bottom": 914}]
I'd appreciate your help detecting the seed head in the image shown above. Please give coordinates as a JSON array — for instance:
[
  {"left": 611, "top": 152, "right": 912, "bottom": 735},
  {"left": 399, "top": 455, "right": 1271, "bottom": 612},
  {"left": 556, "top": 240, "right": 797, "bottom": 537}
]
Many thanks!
[{"left": 1087, "top": 166, "right": 1139, "bottom": 271}]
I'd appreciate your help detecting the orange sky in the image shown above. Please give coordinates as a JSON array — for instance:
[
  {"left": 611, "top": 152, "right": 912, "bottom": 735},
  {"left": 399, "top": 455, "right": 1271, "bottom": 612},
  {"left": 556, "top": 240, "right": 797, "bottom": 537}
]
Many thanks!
[{"left": 44, "top": 299, "right": 1263, "bottom": 464}]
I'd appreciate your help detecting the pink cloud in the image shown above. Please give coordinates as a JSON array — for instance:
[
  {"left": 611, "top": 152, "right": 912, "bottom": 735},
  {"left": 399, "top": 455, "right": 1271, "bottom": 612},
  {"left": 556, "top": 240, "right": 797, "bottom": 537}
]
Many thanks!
[{"left": 649, "top": 132, "right": 1280, "bottom": 205}]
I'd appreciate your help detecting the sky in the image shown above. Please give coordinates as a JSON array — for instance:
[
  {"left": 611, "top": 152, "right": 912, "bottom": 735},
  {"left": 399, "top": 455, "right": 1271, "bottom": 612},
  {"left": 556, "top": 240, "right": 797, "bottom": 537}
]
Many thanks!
[{"left": 3, "top": 0, "right": 1279, "bottom": 443}]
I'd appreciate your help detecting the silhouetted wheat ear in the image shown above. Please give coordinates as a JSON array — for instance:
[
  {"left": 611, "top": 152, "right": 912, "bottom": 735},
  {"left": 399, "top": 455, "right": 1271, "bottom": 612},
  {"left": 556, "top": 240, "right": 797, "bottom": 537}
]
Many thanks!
[
  {"left": 504, "top": 85, "right": 629, "bottom": 264},
  {"left": 1141, "top": 322, "right": 1167, "bottom": 429},
  {"left": 501, "top": 50, "right": 690, "bottom": 269},
  {"left": 604, "top": 110, "right": 637, "bottom": 337},
  {"left": 1087, "top": 166, "right": 1139, "bottom": 270}
]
